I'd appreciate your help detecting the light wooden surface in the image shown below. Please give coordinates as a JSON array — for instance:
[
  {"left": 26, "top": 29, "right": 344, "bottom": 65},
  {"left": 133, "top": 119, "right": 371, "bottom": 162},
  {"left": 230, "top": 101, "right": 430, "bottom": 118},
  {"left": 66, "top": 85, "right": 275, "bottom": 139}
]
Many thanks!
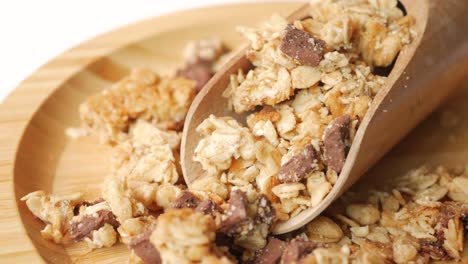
[
  {"left": 182, "top": 0, "right": 468, "bottom": 234},
  {"left": 0, "top": 1, "right": 467, "bottom": 263}
]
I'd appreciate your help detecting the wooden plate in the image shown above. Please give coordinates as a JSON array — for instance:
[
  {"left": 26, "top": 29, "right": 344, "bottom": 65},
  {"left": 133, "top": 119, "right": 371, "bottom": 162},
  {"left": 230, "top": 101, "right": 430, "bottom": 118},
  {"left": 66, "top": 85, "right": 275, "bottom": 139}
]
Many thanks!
[{"left": 0, "top": 1, "right": 466, "bottom": 263}]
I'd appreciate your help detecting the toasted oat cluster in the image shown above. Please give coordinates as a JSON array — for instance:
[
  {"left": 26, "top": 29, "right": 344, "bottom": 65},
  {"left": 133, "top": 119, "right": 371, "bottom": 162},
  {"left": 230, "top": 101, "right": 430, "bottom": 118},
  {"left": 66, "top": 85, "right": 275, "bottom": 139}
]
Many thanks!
[
  {"left": 289, "top": 165, "right": 468, "bottom": 263},
  {"left": 79, "top": 68, "right": 196, "bottom": 144},
  {"left": 194, "top": 0, "right": 415, "bottom": 222},
  {"left": 20, "top": 2, "right": 468, "bottom": 264},
  {"left": 151, "top": 209, "right": 233, "bottom": 263}
]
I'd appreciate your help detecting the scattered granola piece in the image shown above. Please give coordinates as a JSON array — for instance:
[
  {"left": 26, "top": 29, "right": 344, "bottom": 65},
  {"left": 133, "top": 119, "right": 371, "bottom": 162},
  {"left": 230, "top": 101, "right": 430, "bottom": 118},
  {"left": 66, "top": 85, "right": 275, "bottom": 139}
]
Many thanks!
[
  {"left": 305, "top": 216, "right": 343, "bottom": 243},
  {"left": 171, "top": 191, "right": 202, "bottom": 209},
  {"left": 84, "top": 224, "right": 118, "bottom": 249},
  {"left": 112, "top": 121, "right": 180, "bottom": 185},
  {"left": 129, "top": 226, "right": 161, "bottom": 264},
  {"left": 448, "top": 177, "right": 468, "bottom": 202},
  {"left": 323, "top": 115, "right": 352, "bottom": 173},
  {"left": 280, "top": 25, "right": 325, "bottom": 67},
  {"left": 280, "top": 238, "right": 318, "bottom": 263},
  {"left": 219, "top": 190, "right": 275, "bottom": 251},
  {"left": 195, "top": 200, "right": 222, "bottom": 216},
  {"left": 346, "top": 204, "right": 380, "bottom": 225},
  {"left": 183, "top": 37, "right": 225, "bottom": 65},
  {"left": 219, "top": 190, "right": 249, "bottom": 234},
  {"left": 177, "top": 36, "right": 226, "bottom": 92},
  {"left": 176, "top": 62, "right": 213, "bottom": 92},
  {"left": 291, "top": 65, "right": 321, "bottom": 89},
  {"left": 79, "top": 68, "right": 196, "bottom": 144},
  {"left": 277, "top": 144, "right": 320, "bottom": 183},
  {"left": 151, "top": 209, "right": 231, "bottom": 263},
  {"left": 194, "top": 115, "right": 256, "bottom": 176},
  {"left": 70, "top": 208, "right": 119, "bottom": 241},
  {"left": 190, "top": 175, "right": 229, "bottom": 200},
  {"left": 20, "top": 191, "right": 83, "bottom": 243},
  {"left": 252, "top": 237, "right": 287, "bottom": 264},
  {"left": 392, "top": 238, "right": 418, "bottom": 264}
]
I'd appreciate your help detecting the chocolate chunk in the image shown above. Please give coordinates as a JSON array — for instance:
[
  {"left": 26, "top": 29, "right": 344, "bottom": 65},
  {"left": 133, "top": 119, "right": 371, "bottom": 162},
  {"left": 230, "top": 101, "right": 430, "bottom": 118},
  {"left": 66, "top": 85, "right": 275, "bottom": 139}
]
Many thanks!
[
  {"left": 279, "top": 25, "right": 325, "bottom": 67},
  {"left": 195, "top": 199, "right": 222, "bottom": 215},
  {"left": 277, "top": 144, "right": 319, "bottom": 183},
  {"left": 129, "top": 227, "right": 161, "bottom": 264},
  {"left": 69, "top": 210, "right": 119, "bottom": 241},
  {"left": 255, "top": 195, "right": 276, "bottom": 225},
  {"left": 420, "top": 240, "right": 448, "bottom": 260},
  {"left": 420, "top": 202, "right": 468, "bottom": 261},
  {"left": 254, "top": 237, "right": 287, "bottom": 264},
  {"left": 280, "top": 239, "right": 318, "bottom": 263},
  {"left": 215, "top": 232, "right": 234, "bottom": 247},
  {"left": 171, "top": 191, "right": 202, "bottom": 209},
  {"left": 176, "top": 62, "right": 213, "bottom": 92},
  {"left": 323, "top": 115, "right": 352, "bottom": 173},
  {"left": 219, "top": 190, "right": 249, "bottom": 234},
  {"left": 426, "top": 201, "right": 468, "bottom": 260}
]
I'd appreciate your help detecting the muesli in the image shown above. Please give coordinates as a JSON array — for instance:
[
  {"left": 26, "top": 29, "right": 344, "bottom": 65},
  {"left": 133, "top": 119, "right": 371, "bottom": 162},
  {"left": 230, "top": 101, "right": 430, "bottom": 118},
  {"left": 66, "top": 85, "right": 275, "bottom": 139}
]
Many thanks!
[{"left": 21, "top": 1, "right": 468, "bottom": 263}]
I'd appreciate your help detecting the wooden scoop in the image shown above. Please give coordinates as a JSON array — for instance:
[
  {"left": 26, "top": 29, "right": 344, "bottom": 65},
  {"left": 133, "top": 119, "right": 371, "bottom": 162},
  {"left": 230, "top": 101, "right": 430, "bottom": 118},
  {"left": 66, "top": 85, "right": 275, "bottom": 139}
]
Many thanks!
[{"left": 181, "top": 0, "right": 468, "bottom": 234}]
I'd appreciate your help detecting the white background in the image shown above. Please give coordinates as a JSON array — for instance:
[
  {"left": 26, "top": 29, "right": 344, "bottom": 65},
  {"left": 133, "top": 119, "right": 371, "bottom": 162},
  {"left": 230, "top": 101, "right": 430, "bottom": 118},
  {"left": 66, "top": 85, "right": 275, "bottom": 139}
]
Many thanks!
[{"left": 0, "top": 0, "right": 293, "bottom": 102}]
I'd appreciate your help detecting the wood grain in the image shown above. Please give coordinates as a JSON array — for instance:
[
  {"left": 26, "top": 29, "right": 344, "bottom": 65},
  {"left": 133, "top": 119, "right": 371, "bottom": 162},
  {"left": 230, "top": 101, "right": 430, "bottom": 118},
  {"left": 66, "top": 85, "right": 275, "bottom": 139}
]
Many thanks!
[{"left": 0, "top": 1, "right": 466, "bottom": 263}]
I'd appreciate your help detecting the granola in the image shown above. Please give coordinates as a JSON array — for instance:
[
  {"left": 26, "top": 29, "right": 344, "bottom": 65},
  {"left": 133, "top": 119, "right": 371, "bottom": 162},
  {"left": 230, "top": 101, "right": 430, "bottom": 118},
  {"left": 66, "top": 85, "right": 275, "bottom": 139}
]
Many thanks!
[
  {"left": 79, "top": 68, "right": 196, "bottom": 144},
  {"left": 151, "top": 209, "right": 233, "bottom": 264},
  {"left": 195, "top": 0, "right": 414, "bottom": 222},
  {"left": 21, "top": 191, "right": 83, "bottom": 243},
  {"left": 20, "top": 2, "right": 468, "bottom": 264}
]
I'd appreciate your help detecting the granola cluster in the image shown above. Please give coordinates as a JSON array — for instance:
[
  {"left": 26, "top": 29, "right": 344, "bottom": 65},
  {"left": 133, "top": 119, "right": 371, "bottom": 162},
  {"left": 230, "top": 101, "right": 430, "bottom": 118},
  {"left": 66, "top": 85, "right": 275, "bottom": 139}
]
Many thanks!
[
  {"left": 287, "top": 165, "right": 468, "bottom": 263},
  {"left": 23, "top": 37, "right": 230, "bottom": 251},
  {"left": 20, "top": 1, "right": 468, "bottom": 264},
  {"left": 195, "top": 0, "right": 415, "bottom": 222},
  {"left": 79, "top": 68, "right": 196, "bottom": 144}
]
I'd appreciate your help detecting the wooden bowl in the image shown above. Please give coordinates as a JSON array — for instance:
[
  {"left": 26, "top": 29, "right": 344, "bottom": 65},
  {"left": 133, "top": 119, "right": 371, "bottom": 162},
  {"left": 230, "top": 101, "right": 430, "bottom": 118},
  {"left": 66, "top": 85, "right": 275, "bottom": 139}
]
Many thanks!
[{"left": 0, "top": 2, "right": 466, "bottom": 263}]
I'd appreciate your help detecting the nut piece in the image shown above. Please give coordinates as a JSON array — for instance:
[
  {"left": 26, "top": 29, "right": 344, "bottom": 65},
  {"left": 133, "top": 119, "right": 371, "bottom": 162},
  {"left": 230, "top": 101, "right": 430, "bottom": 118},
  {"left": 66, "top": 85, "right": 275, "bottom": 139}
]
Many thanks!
[
  {"left": 280, "top": 25, "right": 325, "bottom": 67},
  {"left": 306, "top": 216, "right": 343, "bottom": 243},
  {"left": 277, "top": 144, "right": 320, "bottom": 183},
  {"left": 346, "top": 204, "right": 380, "bottom": 225},
  {"left": 323, "top": 115, "right": 352, "bottom": 173}
]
